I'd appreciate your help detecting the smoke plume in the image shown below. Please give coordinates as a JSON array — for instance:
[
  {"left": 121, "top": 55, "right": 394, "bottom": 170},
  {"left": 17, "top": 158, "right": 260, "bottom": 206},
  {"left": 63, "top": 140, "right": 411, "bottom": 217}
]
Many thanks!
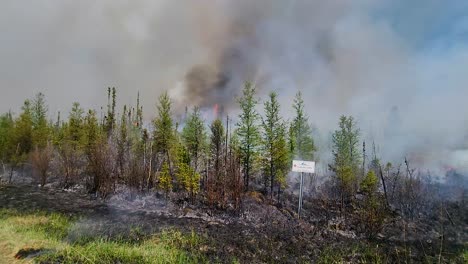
[{"left": 1, "top": 0, "right": 468, "bottom": 175}]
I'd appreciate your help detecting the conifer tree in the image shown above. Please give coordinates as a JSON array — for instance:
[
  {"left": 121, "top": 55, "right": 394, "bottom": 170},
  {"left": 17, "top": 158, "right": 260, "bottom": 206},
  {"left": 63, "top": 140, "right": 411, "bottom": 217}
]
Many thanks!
[
  {"left": 261, "top": 92, "right": 289, "bottom": 199},
  {"left": 67, "top": 102, "right": 85, "bottom": 149},
  {"left": 182, "top": 107, "right": 206, "bottom": 172},
  {"left": 174, "top": 141, "right": 200, "bottom": 200},
  {"left": 31, "top": 93, "right": 50, "bottom": 148},
  {"left": 236, "top": 82, "right": 260, "bottom": 191},
  {"left": 12, "top": 100, "right": 34, "bottom": 164},
  {"left": 105, "top": 87, "right": 117, "bottom": 135},
  {"left": 56, "top": 102, "right": 85, "bottom": 187},
  {"left": 331, "top": 115, "right": 361, "bottom": 203},
  {"left": 159, "top": 161, "right": 172, "bottom": 197},
  {"left": 135, "top": 91, "right": 143, "bottom": 128},
  {"left": 361, "top": 170, "right": 378, "bottom": 196},
  {"left": 84, "top": 110, "right": 101, "bottom": 154},
  {"left": 290, "top": 91, "right": 315, "bottom": 160},
  {"left": 210, "top": 119, "right": 225, "bottom": 182},
  {"left": 153, "top": 91, "right": 174, "bottom": 166},
  {"left": 0, "top": 112, "right": 14, "bottom": 166},
  {"left": 117, "top": 105, "right": 129, "bottom": 178}
]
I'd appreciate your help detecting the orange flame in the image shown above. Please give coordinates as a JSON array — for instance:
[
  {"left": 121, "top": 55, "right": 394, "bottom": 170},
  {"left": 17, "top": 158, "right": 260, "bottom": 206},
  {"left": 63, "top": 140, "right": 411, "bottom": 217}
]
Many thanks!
[{"left": 213, "top": 103, "right": 219, "bottom": 117}]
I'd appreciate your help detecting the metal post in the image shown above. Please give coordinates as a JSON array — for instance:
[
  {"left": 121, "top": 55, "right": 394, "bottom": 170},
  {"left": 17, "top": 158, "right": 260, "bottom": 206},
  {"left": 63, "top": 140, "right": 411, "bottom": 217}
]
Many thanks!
[{"left": 298, "top": 172, "right": 304, "bottom": 218}]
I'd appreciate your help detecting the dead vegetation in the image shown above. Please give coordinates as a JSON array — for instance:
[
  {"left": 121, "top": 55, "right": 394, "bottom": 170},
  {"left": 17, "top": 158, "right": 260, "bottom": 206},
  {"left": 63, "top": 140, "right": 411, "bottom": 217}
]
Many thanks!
[{"left": 0, "top": 183, "right": 466, "bottom": 263}]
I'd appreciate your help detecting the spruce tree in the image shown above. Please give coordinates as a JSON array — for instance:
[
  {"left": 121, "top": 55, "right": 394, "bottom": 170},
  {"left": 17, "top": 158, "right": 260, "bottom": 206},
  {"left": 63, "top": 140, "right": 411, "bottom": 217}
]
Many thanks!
[
  {"left": 331, "top": 115, "right": 361, "bottom": 203},
  {"left": 181, "top": 107, "right": 206, "bottom": 171},
  {"left": 118, "top": 105, "right": 129, "bottom": 178},
  {"left": 236, "top": 82, "right": 260, "bottom": 191},
  {"left": 159, "top": 161, "right": 172, "bottom": 197},
  {"left": 261, "top": 92, "right": 289, "bottom": 199},
  {"left": 174, "top": 141, "right": 200, "bottom": 200},
  {"left": 105, "top": 87, "right": 117, "bottom": 135},
  {"left": 290, "top": 91, "right": 315, "bottom": 160},
  {"left": 31, "top": 92, "right": 50, "bottom": 148},
  {"left": 0, "top": 112, "right": 14, "bottom": 165},
  {"left": 210, "top": 119, "right": 225, "bottom": 180},
  {"left": 153, "top": 91, "right": 174, "bottom": 166},
  {"left": 84, "top": 110, "right": 100, "bottom": 154},
  {"left": 13, "top": 100, "right": 34, "bottom": 163},
  {"left": 67, "top": 102, "right": 85, "bottom": 149}
]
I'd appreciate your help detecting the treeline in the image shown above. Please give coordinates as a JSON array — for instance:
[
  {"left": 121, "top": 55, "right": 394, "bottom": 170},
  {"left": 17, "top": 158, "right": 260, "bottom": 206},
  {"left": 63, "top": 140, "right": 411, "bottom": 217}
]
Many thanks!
[
  {"left": 0, "top": 84, "right": 313, "bottom": 202},
  {"left": 0, "top": 83, "right": 452, "bottom": 230}
]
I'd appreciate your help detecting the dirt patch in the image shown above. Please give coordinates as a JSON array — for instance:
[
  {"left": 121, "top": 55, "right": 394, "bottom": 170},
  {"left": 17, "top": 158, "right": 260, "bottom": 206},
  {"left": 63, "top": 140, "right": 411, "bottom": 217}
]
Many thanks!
[{"left": 14, "top": 247, "right": 47, "bottom": 259}]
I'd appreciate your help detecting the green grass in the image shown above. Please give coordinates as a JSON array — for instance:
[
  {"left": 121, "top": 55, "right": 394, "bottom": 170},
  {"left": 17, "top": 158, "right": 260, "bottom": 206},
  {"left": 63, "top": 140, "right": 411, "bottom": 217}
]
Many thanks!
[{"left": 0, "top": 209, "right": 206, "bottom": 264}]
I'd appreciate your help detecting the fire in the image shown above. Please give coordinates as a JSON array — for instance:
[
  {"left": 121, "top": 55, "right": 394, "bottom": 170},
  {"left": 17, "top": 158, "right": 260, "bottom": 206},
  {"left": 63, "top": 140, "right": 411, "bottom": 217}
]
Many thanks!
[{"left": 213, "top": 103, "right": 219, "bottom": 118}]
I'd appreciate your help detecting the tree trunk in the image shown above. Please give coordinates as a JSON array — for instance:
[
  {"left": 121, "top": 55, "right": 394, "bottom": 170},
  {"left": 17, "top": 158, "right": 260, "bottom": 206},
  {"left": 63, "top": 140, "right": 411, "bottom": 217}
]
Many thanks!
[{"left": 379, "top": 165, "right": 390, "bottom": 208}]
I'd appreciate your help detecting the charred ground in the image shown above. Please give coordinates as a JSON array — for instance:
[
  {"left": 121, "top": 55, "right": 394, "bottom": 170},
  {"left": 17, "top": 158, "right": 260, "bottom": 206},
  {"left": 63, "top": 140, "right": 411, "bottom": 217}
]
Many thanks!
[{"left": 0, "top": 182, "right": 466, "bottom": 263}]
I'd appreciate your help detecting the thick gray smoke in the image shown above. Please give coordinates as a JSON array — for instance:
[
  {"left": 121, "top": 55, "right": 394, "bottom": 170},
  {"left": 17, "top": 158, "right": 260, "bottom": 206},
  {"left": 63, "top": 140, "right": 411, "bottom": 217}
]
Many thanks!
[{"left": 1, "top": 0, "right": 468, "bottom": 175}]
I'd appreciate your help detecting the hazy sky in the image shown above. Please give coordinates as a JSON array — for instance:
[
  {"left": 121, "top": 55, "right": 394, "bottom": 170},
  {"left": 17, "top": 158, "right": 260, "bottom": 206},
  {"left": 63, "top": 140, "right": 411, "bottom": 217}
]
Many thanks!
[{"left": 1, "top": 0, "right": 468, "bottom": 173}]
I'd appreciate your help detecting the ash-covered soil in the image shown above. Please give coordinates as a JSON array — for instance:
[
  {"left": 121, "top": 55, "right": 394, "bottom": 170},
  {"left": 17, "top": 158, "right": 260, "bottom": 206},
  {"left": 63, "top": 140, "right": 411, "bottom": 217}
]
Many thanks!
[{"left": 0, "top": 183, "right": 466, "bottom": 263}]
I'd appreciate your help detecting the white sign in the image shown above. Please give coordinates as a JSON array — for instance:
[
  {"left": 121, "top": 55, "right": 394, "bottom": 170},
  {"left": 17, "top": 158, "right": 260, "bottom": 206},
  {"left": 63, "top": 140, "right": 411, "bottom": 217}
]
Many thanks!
[{"left": 292, "top": 160, "right": 315, "bottom": 173}]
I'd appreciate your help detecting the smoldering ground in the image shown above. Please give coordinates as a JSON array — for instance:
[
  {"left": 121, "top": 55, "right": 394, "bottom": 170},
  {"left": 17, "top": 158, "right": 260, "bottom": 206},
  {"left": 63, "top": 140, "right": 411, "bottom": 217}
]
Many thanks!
[
  {"left": 1, "top": 183, "right": 466, "bottom": 262},
  {"left": 1, "top": 0, "right": 468, "bottom": 174}
]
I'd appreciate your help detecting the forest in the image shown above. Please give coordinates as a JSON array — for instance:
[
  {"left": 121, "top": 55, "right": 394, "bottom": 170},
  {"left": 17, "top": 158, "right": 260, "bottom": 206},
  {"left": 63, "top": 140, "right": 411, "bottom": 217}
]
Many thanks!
[{"left": 0, "top": 83, "right": 466, "bottom": 263}]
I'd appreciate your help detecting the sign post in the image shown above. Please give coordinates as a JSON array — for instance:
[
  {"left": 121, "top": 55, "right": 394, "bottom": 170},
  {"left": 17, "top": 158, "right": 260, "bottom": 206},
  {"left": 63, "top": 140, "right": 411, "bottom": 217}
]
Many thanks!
[
  {"left": 292, "top": 160, "right": 315, "bottom": 219},
  {"left": 298, "top": 172, "right": 304, "bottom": 217}
]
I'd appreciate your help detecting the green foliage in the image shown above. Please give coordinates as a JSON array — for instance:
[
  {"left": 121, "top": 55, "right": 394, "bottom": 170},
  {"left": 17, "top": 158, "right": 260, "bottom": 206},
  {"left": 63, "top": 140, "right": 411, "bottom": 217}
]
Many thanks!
[
  {"left": 175, "top": 142, "right": 200, "bottom": 197},
  {"left": 182, "top": 107, "right": 206, "bottom": 171},
  {"left": 336, "top": 165, "right": 355, "bottom": 197},
  {"left": 176, "top": 162, "right": 201, "bottom": 197},
  {"left": 210, "top": 119, "right": 225, "bottom": 181},
  {"left": 31, "top": 92, "right": 50, "bottom": 148},
  {"left": 66, "top": 102, "right": 85, "bottom": 149},
  {"left": 135, "top": 91, "right": 144, "bottom": 128},
  {"left": 11, "top": 100, "right": 34, "bottom": 165},
  {"left": 83, "top": 109, "right": 101, "bottom": 153},
  {"left": 359, "top": 171, "right": 386, "bottom": 239},
  {"left": 105, "top": 87, "right": 117, "bottom": 135},
  {"left": 332, "top": 115, "right": 361, "bottom": 170},
  {"left": 0, "top": 112, "right": 14, "bottom": 163},
  {"left": 290, "top": 91, "right": 315, "bottom": 160},
  {"left": 159, "top": 162, "right": 172, "bottom": 194},
  {"left": 229, "top": 130, "right": 241, "bottom": 158},
  {"left": 261, "top": 92, "right": 289, "bottom": 196},
  {"left": 236, "top": 82, "right": 260, "bottom": 190},
  {"left": 118, "top": 105, "right": 129, "bottom": 176},
  {"left": 331, "top": 115, "right": 361, "bottom": 197},
  {"left": 361, "top": 170, "right": 378, "bottom": 196},
  {"left": 153, "top": 92, "right": 174, "bottom": 161}
]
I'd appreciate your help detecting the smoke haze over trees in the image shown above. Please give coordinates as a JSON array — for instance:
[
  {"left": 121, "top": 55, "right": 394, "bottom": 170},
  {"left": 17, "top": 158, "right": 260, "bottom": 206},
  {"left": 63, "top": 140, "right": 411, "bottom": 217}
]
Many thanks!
[
  {"left": 1, "top": 0, "right": 468, "bottom": 174},
  {"left": 1, "top": 2, "right": 468, "bottom": 263}
]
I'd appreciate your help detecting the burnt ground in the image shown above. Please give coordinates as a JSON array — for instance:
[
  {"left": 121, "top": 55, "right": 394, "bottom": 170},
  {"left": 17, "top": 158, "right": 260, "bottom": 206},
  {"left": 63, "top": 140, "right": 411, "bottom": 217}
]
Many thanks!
[{"left": 0, "top": 183, "right": 467, "bottom": 263}]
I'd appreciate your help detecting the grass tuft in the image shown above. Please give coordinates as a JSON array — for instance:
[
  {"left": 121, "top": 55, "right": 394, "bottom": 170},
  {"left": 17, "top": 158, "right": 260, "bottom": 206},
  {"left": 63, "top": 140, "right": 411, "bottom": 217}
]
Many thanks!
[{"left": 0, "top": 209, "right": 206, "bottom": 264}]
